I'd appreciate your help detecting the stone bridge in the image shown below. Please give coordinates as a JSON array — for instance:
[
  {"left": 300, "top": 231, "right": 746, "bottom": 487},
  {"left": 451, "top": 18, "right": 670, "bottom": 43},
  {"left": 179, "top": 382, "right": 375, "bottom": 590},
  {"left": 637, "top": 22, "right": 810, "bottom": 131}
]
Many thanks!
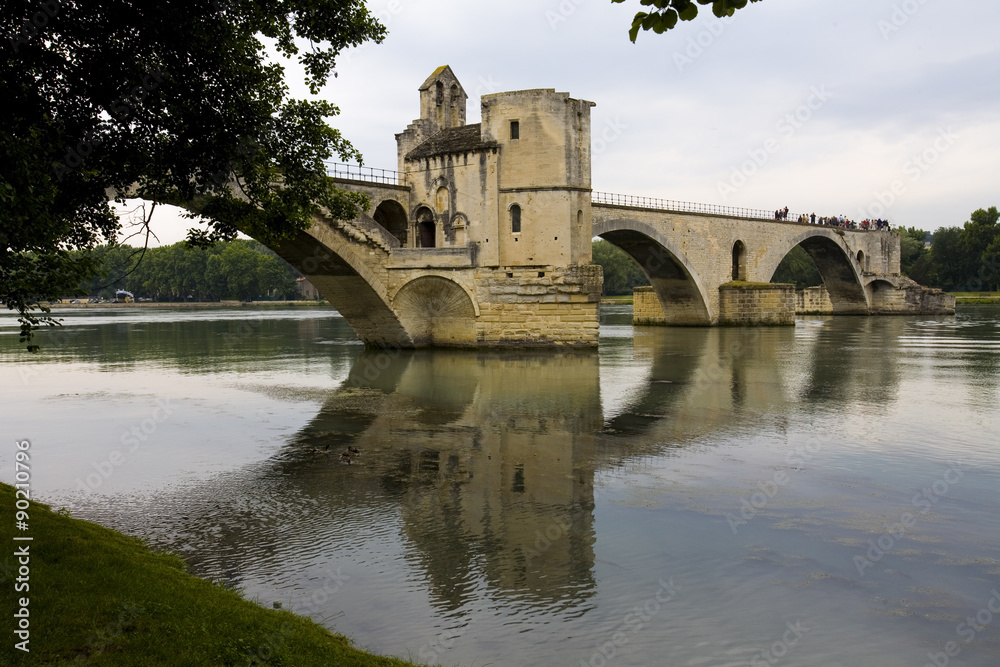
[{"left": 260, "top": 66, "right": 953, "bottom": 348}]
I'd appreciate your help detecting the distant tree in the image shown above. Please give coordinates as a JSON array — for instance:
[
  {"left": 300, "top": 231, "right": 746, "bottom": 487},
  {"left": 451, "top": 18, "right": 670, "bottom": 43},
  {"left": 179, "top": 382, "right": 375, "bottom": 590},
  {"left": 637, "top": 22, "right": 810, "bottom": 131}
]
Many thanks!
[
  {"left": 930, "top": 227, "right": 968, "bottom": 291},
  {"left": 592, "top": 240, "right": 650, "bottom": 295},
  {"left": 963, "top": 207, "right": 999, "bottom": 291},
  {"left": 612, "top": 0, "right": 765, "bottom": 41},
  {"left": 899, "top": 227, "right": 930, "bottom": 279},
  {"left": 771, "top": 246, "right": 822, "bottom": 289},
  {"left": 2, "top": 0, "right": 383, "bottom": 348}
]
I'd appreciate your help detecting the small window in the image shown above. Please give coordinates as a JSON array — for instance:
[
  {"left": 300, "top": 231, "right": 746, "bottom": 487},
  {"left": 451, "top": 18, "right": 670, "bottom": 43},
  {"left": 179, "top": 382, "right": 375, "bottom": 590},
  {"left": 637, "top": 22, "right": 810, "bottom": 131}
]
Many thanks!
[
  {"left": 512, "top": 465, "right": 525, "bottom": 493},
  {"left": 510, "top": 120, "right": 519, "bottom": 140},
  {"left": 511, "top": 204, "right": 521, "bottom": 234}
]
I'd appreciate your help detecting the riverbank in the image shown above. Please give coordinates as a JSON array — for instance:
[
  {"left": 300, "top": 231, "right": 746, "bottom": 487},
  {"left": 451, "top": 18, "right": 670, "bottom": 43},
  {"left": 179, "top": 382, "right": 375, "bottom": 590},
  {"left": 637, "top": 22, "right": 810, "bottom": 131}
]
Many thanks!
[
  {"left": 0, "top": 483, "right": 418, "bottom": 666},
  {"left": 47, "top": 300, "right": 329, "bottom": 308},
  {"left": 952, "top": 291, "right": 1000, "bottom": 303}
]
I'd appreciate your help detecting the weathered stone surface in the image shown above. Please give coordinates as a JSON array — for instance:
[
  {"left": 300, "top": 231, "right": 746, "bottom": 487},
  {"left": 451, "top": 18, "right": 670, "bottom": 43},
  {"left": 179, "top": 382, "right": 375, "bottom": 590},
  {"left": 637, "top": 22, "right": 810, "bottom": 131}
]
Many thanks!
[{"left": 718, "top": 283, "right": 795, "bottom": 326}]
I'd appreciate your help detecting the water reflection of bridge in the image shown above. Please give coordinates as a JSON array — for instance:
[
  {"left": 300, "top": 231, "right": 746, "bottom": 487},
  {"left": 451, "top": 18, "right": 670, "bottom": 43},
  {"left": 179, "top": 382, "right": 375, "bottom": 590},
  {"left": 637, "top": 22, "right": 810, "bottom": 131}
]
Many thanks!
[{"left": 264, "top": 316, "right": 910, "bottom": 611}]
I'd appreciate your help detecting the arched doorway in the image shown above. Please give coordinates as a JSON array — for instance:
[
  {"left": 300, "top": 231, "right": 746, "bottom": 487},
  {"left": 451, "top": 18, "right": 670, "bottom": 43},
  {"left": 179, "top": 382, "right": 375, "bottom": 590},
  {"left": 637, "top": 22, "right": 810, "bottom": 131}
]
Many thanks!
[
  {"left": 415, "top": 207, "right": 436, "bottom": 248},
  {"left": 732, "top": 240, "right": 746, "bottom": 281},
  {"left": 373, "top": 200, "right": 408, "bottom": 246}
]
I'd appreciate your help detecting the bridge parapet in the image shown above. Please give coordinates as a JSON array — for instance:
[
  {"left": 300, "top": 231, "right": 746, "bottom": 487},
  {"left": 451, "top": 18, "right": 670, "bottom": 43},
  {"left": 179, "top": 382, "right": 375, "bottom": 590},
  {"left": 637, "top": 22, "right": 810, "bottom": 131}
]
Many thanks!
[{"left": 593, "top": 191, "right": 798, "bottom": 222}]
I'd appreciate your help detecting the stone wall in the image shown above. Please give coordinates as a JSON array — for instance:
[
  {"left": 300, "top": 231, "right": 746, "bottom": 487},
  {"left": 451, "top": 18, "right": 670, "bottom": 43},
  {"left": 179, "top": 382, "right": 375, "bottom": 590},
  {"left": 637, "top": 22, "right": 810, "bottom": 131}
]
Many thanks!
[
  {"left": 473, "top": 264, "right": 603, "bottom": 346},
  {"left": 869, "top": 278, "right": 956, "bottom": 314},
  {"left": 796, "top": 286, "right": 833, "bottom": 314},
  {"left": 633, "top": 286, "right": 667, "bottom": 326},
  {"left": 718, "top": 283, "right": 795, "bottom": 326}
]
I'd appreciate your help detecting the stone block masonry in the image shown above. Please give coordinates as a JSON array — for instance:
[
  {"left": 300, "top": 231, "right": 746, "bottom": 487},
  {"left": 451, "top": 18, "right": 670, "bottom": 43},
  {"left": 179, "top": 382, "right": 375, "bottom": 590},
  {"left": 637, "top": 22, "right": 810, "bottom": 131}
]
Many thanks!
[
  {"left": 718, "top": 283, "right": 796, "bottom": 326},
  {"left": 633, "top": 286, "right": 667, "bottom": 326},
  {"left": 473, "top": 264, "right": 602, "bottom": 346}
]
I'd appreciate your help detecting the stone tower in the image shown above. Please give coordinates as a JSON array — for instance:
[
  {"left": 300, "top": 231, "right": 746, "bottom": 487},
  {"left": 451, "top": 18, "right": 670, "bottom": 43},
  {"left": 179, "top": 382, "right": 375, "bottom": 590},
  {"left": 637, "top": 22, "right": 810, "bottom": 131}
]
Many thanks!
[{"left": 396, "top": 66, "right": 596, "bottom": 269}]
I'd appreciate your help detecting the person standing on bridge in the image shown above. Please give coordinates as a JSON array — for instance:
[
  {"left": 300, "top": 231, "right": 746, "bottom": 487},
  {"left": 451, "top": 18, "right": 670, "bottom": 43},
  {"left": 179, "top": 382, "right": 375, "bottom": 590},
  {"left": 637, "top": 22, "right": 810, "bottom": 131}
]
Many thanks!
[{"left": 810, "top": 213, "right": 816, "bottom": 225}]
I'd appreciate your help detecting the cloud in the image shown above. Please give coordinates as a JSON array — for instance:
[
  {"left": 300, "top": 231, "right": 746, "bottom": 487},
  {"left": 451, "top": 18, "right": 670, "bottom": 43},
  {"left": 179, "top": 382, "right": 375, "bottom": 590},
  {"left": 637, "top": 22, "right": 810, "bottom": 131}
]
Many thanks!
[{"left": 127, "top": 0, "right": 1000, "bottom": 242}]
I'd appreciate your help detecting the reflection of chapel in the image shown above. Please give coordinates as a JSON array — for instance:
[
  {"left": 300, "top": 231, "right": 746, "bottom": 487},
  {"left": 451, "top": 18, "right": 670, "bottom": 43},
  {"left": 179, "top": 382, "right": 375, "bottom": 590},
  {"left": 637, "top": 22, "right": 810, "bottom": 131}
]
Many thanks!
[{"left": 387, "top": 65, "right": 595, "bottom": 270}]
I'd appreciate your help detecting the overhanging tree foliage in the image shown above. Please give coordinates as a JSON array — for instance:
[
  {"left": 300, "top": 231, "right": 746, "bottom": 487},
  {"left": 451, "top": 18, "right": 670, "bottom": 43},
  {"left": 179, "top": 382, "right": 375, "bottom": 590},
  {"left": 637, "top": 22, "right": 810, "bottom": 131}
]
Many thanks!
[
  {"left": 612, "top": 0, "right": 764, "bottom": 41},
  {"left": 2, "top": 0, "right": 384, "bottom": 349}
]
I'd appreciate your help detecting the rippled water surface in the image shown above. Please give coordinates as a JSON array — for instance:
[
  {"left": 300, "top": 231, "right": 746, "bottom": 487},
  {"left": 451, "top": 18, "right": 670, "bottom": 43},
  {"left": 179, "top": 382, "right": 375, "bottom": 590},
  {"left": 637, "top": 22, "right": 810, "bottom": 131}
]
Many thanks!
[{"left": 2, "top": 305, "right": 999, "bottom": 666}]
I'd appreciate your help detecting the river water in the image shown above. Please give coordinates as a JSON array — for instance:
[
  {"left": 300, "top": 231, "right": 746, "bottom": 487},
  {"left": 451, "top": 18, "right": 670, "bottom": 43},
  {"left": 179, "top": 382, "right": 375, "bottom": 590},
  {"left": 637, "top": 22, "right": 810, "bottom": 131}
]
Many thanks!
[{"left": 2, "top": 305, "right": 999, "bottom": 666}]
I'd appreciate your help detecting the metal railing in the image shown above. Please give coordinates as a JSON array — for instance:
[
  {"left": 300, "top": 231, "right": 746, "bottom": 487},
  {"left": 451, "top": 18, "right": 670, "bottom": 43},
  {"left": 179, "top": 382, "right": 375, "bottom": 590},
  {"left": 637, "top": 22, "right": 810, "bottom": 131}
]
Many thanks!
[
  {"left": 592, "top": 191, "right": 803, "bottom": 222},
  {"left": 592, "top": 192, "right": 893, "bottom": 230},
  {"left": 326, "top": 162, "right": 400, "bottom": 186}
]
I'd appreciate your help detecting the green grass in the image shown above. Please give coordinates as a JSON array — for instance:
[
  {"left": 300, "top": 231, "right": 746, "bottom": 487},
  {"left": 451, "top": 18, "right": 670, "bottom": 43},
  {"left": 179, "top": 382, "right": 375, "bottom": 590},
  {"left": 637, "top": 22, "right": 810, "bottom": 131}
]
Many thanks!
[
  {"left": 0, "top": 483, "right": 424, "bottom": 666},
  {"left": 950, "top": 291, "right": 1000, "bottom": 303},
  {"left": 600, "top": 295, "right": 633, "bottom": 304}
]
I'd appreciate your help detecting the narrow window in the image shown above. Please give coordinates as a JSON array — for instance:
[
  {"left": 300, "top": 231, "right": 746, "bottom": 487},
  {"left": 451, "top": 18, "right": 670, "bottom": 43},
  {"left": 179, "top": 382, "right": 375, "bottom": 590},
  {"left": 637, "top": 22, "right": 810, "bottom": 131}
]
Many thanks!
[
  {"left": 732, "top": 240, "right": 746, "bottom": 281},
  {"left": 512, "top": 465, "right": 525, "bottom": 493},
  {"left": 510, "top": 204, "right": 521, "bottom": 233},
  {"left": 510, "top": 120, "right": 519, "bottom": 140}
]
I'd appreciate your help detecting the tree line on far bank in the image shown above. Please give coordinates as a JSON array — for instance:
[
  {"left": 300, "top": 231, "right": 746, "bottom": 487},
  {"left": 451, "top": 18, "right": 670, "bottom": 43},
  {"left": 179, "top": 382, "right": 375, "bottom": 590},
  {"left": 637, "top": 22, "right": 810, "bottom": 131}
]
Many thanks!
[
  {"left": 76, "top": 204, "right": 1000, "bottom": 302},
  {"left": 592, "top": 206, "right": 1000, "bottom": 295},
  {"left": 76, "top": 240, "right": 303, "bottom": 302}
]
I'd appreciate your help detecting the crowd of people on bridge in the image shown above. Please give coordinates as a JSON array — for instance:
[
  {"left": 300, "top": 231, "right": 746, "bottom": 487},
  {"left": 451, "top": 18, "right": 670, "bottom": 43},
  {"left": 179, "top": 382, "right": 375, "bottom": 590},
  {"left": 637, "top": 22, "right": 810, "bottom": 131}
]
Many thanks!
[{"left": 774, "top": 206, "right": 891, "bottom": 231}]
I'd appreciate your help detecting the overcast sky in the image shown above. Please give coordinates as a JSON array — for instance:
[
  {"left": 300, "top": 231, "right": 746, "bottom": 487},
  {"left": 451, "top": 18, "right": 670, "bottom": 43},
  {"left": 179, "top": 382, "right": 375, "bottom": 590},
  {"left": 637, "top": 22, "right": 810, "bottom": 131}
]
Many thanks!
[{"left": 130, "top": 0, "right": 1000, "bottom": 245}]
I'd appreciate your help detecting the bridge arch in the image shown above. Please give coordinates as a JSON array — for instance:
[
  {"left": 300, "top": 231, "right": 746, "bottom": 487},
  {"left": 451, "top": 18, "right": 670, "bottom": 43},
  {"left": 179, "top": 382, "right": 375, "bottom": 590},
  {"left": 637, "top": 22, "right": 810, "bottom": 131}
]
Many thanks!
[
  {"left": 264, "top": 213, "right": 414, "bottom": 347},
  {"left": 764, "top": 228, "right": 869, "bottom": 313},
  {"left": 392, "top": 276, "right": 478, "bottom": 347},
  {"left": 593, "top": 218, "right": 713, "bottom": 325}
]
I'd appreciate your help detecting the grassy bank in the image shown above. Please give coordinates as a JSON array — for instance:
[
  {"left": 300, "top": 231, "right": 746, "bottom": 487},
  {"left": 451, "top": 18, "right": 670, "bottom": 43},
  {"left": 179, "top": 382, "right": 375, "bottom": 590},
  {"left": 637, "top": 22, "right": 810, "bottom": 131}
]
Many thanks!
[
  {"left": 951, "top": 292, "right": 1000, "bottom": 304},
  {"left": 0, "top": 483, "right": 421, "bottom": 666},
  {"left": 600, "top": 295, "right": 633, "bottom": 305},
  {"left": 47, "top": 300, "right": 330, "bottom": 308}
]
